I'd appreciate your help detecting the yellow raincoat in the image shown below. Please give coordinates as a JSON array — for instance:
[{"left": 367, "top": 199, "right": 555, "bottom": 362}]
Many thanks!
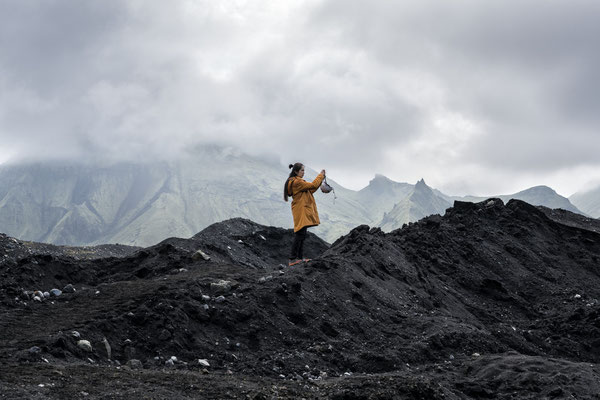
[{"left": 288, "top": 172, "right": 325, "bottom": 232}]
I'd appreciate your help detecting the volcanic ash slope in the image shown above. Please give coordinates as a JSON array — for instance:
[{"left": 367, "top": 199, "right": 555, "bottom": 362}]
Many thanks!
[{"left": 1, "top": 200, "right": 600, "bottom": 398}]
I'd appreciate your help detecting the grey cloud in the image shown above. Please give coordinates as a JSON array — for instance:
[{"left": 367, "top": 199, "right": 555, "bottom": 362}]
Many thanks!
[
  {"left": 1, "top": 0, "right": 600, "bottom": 194},
  {"left": 310, "top": 0, "right": 600, "bottom": 170},
  {"left": 0, "top": 2, "right": 126, "bottom": 94}
]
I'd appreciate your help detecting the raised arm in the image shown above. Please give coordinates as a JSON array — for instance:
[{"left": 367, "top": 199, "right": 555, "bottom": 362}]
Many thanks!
[{"left": 292, "top": 171, "right": 325, "bottom": 194}]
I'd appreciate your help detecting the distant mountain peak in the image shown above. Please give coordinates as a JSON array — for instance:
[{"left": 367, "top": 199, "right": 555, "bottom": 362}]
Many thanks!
[
  {"left": 371, "top": 174, "right": 392, "bottom": 183},
  {"left": 361, "top": 174, "right": 395, "bottom": 194},
  {"left": 415, "top": 178, "right": 428, "bottom": 188},
  {"left": 521, "top": 185, "right": 557, "bottom": 194}
]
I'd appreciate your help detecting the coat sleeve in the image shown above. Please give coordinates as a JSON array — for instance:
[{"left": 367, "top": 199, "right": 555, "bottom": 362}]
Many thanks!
[{"left": 292, "top": 172, "right": 325, "bottom": 194}]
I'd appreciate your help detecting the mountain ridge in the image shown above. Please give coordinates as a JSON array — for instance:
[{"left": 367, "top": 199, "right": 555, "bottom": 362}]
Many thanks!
[{"left": 0, "top": 148, "right": 590, "bottom": 246}]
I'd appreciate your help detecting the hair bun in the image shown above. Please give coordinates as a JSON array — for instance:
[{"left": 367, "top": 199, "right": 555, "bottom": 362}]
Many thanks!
[{"left": 288, "top": 164, "right": 293, "bottom": 169}]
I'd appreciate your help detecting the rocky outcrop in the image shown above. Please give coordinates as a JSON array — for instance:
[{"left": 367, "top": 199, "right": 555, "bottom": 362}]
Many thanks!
[{"left": 1, "top": 200, "right": 600, "bottom": 397}]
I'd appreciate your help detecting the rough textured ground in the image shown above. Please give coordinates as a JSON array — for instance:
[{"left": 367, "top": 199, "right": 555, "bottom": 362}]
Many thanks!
[{"left": 1, "top": 200, "right": 600, "bottom": 399}]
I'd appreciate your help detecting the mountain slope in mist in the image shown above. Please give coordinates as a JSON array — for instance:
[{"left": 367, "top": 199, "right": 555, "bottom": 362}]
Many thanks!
[
  {"left": 0, "top": 148, "right": 371, "bottom": 246},
  {"left": 571, "top": 185, "right": 600, "bottom": 218},
  {"left": 0, "top": 147, "right": 589, "bottom": 247},
  {"left": 379, "top": 179, "right": 451, "bottom": 232}
]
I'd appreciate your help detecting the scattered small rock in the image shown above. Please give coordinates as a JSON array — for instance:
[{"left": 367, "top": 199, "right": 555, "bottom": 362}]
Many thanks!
[
  {"left": 63, "top": 284, "right": 76, "bottom": 293},
  {"left": 192, "top": 250, "right": 211, "bottom": 261},
  {"left": 77, "top": 340, "right": 93, "bottom": 353},
  {"left": 102, "top": 337, "right": 112, "bottom": 360},
  {"left": 50, "top": 289, "right": 62, "bottom": 297},
  {"left": 72, "top": 331, "right": 81, "bottom": 339},
  {"left": 575, "top": 294, "right": 582, "bottom": 299},
  {"left": 210, "top": 280, "right": 235, "bottom": 292},
  {"left": 198, "top": 359, "right": 210, "bottom": 367},
  {"left": 258, "top": 275, "right": 273, "bottom": 283},
  {"left": 215, "top": 296, "right": 226, "bottom": 303}
]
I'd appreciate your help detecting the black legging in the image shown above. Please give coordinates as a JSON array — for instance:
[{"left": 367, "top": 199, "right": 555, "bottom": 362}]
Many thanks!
[{"left": 290, "top": 227, "right": 308, "bottom": 260}]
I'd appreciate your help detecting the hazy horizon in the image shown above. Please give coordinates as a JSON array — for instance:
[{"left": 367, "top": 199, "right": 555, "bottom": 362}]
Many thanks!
[{"left": 0, "top": 146, "right": 591, "bottom": 199}]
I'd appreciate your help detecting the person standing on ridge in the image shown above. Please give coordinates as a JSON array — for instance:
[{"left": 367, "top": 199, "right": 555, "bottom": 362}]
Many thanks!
[{"left": 284, "top": 163, "right": 325, "bottom": 266}]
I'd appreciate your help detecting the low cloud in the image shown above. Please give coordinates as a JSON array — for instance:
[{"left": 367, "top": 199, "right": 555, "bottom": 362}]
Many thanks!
[{"left": 1, "top": 0, "right": 599, "bottom": 195}]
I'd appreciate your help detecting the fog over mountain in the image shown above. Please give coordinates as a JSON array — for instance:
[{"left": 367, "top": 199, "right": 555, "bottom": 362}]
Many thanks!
[
  {"left": 0, "top": 147, "right": 587, "bottom": 247},
  {"left": 0, "top": 147, "right": 369, "bottom": 246},
  {"left": 571, "top": 185, "right": 600, "bottom": 218}
]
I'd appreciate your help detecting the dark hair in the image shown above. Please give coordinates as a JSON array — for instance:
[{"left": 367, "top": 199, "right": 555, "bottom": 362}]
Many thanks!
[{"left": 284, "top": 163, "right": 303, "bottom": 202}]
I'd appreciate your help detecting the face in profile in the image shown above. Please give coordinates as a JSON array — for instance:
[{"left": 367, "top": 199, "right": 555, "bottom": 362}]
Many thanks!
[{"left": 298, "top": 166, "right": 305, "bottom": 179}]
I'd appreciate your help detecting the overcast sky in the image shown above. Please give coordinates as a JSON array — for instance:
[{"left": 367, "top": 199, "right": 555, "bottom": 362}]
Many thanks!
[{"left": 1, "top": 0, "right": 599, "bottom": 196}]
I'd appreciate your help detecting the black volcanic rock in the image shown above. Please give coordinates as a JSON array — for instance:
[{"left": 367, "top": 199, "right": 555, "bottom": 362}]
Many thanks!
[{"left": 1, "top": 203, "right": 600, "bottom": 398}]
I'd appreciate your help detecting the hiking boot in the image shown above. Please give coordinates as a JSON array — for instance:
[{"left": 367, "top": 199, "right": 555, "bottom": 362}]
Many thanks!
[{"left": 288, "top": 259, "right": 302, "bottom": 267}]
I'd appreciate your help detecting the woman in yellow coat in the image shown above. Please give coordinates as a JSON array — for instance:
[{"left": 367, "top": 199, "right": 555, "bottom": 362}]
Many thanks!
[{"left": 283, "top": 163, "right": 325, "bottom": 266}]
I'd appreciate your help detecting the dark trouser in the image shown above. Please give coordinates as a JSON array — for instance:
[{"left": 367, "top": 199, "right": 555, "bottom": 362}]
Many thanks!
[{"left": 290, "top": 227, "right": 308, "bottom": 260}]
